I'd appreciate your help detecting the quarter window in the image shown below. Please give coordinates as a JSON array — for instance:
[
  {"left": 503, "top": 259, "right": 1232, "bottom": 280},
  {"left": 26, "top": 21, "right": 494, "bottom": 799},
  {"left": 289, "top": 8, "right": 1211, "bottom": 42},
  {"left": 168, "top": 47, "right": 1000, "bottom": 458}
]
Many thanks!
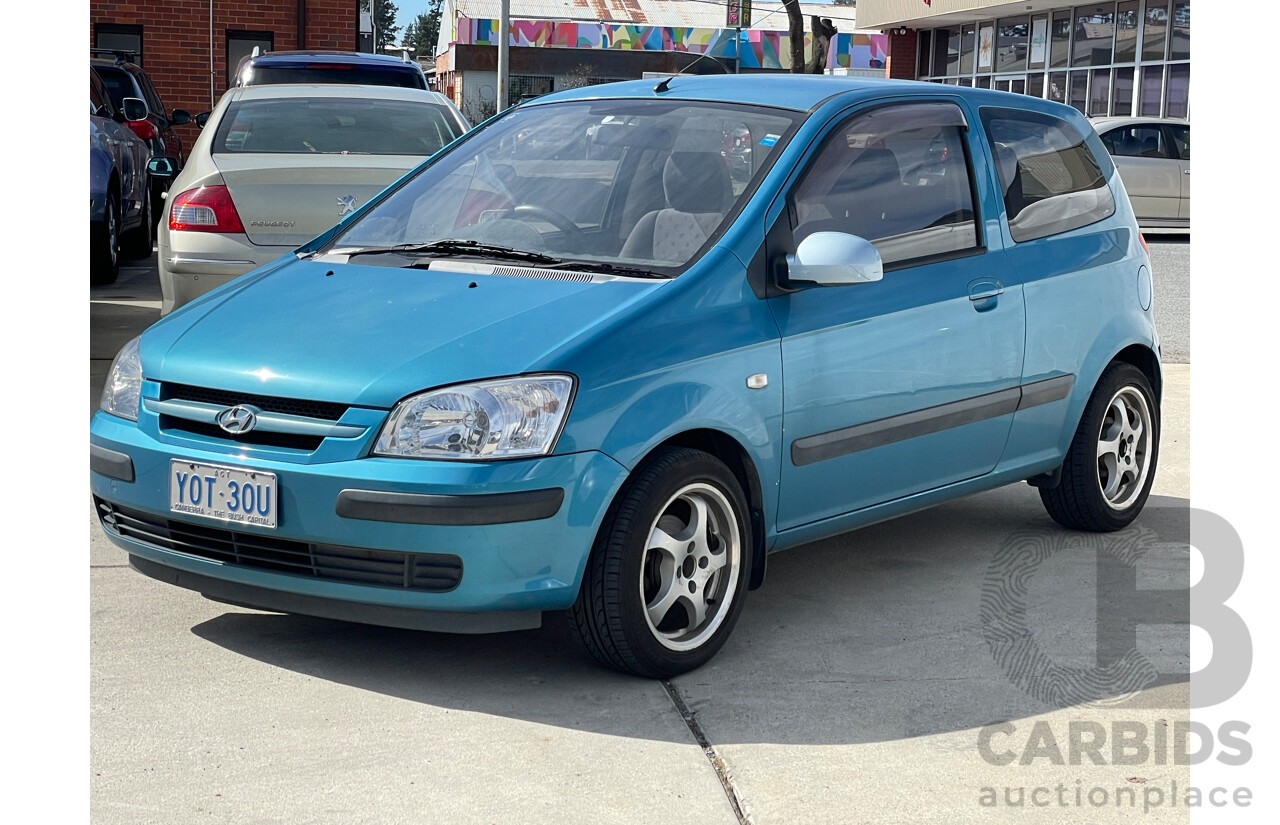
[
  {"left": 980, "top": 107, "right": 1115, "bottom": 242},
  {"left": 791, "top": 102, "right": 982, "bottom": 267}
]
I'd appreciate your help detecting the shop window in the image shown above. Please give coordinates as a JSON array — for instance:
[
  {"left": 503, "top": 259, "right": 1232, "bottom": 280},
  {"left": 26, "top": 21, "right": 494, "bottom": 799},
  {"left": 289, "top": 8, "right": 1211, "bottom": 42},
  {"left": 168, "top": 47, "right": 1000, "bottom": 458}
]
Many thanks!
[
  {"left": 1051, "top": 11, "right": 1072, "bottom": 68},
  {"left": 1111, "top": 67, "right": 1135, "bottom": 116},
  {"left": 1139, "top": 65, "right": 1164, "bottom": 116},
  {"left": 995, "top": 17, "right": 1029, "bottom": 73},
  {"left": 1165, "top": 63, "right": 1189, "bottom": 118},
  {"left": 1115, "top": 2, "right": 1139, "bottom": 63},
  {"left": 959, "top": 25, "right": 977, "bottom": 75},
  {"left": 1142, "top": 2, "right": 1169, "bottom": 61},
  {"left": 1088, "top": 68, "right": 1110, "bottom": 116},
  {"left": 1169, "top": 1, "right": 1190, "bottom": 60},
  {"left": 918, "top": 30, "right": 933, "bottom": 78},
  {"left": 1072, "top": 4, "right": 1115, "bottom": 67}
]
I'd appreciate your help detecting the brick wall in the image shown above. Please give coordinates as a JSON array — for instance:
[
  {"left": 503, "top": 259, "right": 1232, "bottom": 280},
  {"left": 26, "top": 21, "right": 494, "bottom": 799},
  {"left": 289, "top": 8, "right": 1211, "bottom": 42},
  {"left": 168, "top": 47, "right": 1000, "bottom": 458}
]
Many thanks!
[
  {"left": 90, "top": 0, "right": 356, "bottom": 144},
  {"left": 886, "top": 29, "right": 918, "bottom": 80}
]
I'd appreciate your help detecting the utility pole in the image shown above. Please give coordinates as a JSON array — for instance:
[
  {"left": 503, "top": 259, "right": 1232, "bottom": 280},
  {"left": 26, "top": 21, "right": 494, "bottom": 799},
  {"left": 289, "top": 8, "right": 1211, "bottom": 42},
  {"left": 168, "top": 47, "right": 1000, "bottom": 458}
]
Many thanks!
[{"left": 497, "top": 0, "right": 510, "bottom": 111}]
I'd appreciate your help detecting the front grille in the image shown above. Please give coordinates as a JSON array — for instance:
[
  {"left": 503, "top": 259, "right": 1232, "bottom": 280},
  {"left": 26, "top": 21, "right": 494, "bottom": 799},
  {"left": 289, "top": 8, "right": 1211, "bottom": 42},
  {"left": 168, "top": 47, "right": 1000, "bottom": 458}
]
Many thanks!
[
  {"left": 159, "top": 417, "right": 326, "bottom": 452},
  {"left": 97, "top": 498, "right": 461, "bottom": 593},
  {"left": 161, "top": 383, "right": 348, "bottom": 421}
]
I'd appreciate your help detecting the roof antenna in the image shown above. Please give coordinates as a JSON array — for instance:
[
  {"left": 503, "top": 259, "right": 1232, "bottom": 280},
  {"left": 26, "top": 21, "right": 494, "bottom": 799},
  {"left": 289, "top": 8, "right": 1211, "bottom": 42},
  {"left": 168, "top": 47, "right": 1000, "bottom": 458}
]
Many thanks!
[
  {"left": 654, "top": 76, "right": 673, "bottom": 93},
  {"left": 654, "top": 47, "right": 733, "bottom": 93}
]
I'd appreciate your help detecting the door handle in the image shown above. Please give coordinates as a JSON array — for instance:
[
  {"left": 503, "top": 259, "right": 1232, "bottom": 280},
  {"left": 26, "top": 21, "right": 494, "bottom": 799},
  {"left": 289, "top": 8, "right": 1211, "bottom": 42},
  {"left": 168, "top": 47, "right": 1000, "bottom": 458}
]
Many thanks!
[
  {"left": 968, "top": 278, "right": 1003, "bottom": 312},
  {"left": 1184, "top": 169, "right": 1191, "bottom": 175}
]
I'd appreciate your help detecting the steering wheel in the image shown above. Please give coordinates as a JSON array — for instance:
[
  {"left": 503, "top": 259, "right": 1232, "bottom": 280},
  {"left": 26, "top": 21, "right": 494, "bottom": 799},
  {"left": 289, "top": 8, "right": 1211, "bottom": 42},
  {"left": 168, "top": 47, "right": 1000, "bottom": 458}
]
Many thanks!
[{"left": 508, "top": 204, "right": 589, "bottom": 247}]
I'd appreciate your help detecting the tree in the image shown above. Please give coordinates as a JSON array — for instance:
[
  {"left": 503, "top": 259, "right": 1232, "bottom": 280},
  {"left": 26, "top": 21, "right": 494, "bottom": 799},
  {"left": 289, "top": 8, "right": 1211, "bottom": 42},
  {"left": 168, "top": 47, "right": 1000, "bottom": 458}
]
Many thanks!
[
  {"left": 403, "top": 2, "right": 443, "bottom": 59},
  {"left": 832, "top": 0, "right": 855, "bottom": 5},
  {"left": 781, "top": 0, "right": 805, "bottom": 73},
  {"left": 361, "top": 0, "right": 401, "bottom": 51},
  {"left": 808, "top": 16, "right": 837, "bottom": 73}
]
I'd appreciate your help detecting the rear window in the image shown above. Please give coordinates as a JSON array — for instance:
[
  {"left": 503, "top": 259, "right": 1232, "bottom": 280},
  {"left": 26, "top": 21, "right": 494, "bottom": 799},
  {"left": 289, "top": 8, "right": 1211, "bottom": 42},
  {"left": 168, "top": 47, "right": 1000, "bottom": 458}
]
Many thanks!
[
  {"left": 213, "top": 97, "right": 462, "bottom": 156},
  {"left": 980, "top": 107, "right": 1115, "bottom": 242},
  {"left": 244, "top": 65, "right": 425, "bottom": 89}
]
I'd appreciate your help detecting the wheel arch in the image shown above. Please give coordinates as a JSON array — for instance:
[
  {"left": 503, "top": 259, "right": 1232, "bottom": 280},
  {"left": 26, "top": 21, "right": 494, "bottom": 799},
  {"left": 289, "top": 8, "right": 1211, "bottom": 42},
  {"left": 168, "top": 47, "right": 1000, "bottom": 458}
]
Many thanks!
[
  {"left": 1111, "top": 342, "right": 1162, "bottom": 403},
  {"left": 632, "top": 429, "right": 769, "bottom": 591}
]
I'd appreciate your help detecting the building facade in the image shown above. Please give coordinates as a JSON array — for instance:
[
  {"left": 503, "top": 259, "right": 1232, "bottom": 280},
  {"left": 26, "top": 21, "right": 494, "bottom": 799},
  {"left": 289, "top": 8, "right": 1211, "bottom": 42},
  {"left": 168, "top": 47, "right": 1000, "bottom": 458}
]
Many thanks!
[
  {"left": 862, "top": 0, "right": 1189, "bottom": 118},
  {"left": 90, "top": 1, "right": 358, "bottom": 119},
  {"left": 433, "top": 1, "right": 887, "bottom": 122}
]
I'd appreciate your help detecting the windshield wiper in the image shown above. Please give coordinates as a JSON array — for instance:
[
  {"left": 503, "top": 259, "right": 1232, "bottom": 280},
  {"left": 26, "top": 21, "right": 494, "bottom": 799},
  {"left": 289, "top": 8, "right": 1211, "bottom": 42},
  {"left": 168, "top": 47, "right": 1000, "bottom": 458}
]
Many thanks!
[
  {"left": 342, "top": 239, "right": 560, "bottom": 265},
  {"left": 547, "top": 260, "right": 669, "bottom": 280}
]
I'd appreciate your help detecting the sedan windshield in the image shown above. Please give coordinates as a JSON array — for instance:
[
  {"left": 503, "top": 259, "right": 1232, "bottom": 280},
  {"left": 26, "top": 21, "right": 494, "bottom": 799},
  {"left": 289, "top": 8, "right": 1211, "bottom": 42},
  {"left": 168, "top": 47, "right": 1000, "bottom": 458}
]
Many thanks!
[
  {"left": 214, "top": 97, "right": 462, "bottom": 156},
  {"left": 325, "top": 98, "right": 800, "bottom": 272}
]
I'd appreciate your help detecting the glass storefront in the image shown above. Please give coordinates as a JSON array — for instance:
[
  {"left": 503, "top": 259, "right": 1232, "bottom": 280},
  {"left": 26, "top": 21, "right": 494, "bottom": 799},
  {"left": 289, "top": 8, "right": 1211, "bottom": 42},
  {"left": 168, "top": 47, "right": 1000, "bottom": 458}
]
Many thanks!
[{"left": 916, "top": 1, "right": 1189, "bottom": 118}]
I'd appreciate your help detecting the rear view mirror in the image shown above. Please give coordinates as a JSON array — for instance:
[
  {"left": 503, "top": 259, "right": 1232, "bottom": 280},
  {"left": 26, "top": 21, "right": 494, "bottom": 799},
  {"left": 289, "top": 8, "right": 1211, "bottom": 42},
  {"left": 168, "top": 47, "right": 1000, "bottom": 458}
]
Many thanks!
[
  {"left": 786, "top": 232, "right": 883, "bottom": 286},
  {"left": 147, "top": 157, "right": 178, "bottom": 179},
  {"left": 171, "top": 109, "right": 192, "bottom": 126},
  {"left": 121, "top": 97, "right": 149, "bottom": 123}
]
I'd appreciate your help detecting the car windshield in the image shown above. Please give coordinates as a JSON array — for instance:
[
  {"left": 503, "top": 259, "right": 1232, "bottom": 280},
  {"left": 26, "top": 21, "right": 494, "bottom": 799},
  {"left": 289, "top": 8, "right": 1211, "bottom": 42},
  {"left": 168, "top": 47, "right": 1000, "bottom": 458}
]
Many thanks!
[
  {"left": 213, "top": 97, "right": 462, "bottom": 156},
  {"left": 324, "top": 98, "right": 800, "bottom": 272}
]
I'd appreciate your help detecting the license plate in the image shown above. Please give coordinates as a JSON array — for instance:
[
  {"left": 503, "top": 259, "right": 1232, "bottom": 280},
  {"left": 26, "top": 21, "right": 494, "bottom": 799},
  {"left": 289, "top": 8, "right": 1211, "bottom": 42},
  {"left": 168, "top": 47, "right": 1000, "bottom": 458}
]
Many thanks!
[{"left": 169, "top": 460, "right": 278, "bottom": 529}]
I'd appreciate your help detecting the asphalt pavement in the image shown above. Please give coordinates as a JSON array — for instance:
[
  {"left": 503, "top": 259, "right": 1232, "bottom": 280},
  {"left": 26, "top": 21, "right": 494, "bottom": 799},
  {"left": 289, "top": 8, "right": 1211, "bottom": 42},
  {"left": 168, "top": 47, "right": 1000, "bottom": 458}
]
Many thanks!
[{"left": 90, "top": 238, "right": 1192, "bottom": 823}]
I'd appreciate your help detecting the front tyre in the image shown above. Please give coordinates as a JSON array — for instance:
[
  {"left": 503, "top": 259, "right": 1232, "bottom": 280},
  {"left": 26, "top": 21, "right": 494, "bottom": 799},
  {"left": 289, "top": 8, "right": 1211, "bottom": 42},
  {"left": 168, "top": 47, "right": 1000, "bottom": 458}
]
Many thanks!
[
  {"left": 1040, "top": 362, "right": 1159, "bottom": 532},
  {"left": 572, "top": 447, "right": 751, "bottom": 678}
]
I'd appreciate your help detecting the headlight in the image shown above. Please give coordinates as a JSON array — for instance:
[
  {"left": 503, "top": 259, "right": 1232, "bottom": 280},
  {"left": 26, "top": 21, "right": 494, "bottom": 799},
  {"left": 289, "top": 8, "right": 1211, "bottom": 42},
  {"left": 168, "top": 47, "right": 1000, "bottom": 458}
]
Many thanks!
[
  {"left": 375, "top": 375, "right": 575, "bottom": 460},
  {"left": 100, "top": 336, "right": 142, "bottom": 421}
]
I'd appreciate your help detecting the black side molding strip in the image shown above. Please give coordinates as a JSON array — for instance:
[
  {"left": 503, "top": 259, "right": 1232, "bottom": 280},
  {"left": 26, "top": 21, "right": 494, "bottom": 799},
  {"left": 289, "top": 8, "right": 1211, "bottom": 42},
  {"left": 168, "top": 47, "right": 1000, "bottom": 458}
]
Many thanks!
[
  {"left": 91, "top": 443, "right": 135, "bottom": 482},
  {"left": 791, "top": 374, "right": 1075, "bottom": 467},
  {"left": 336, "top": 487, "right": 565, "bottom": 526}
]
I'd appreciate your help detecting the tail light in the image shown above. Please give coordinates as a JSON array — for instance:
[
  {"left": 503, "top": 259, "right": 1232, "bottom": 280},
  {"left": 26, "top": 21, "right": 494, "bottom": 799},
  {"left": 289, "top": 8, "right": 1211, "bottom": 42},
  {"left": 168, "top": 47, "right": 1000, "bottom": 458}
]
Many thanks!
[
  {"left": 169, "top": 185, "right": 245, "bottom": 234},
  {"left": 1138, "top": 232, "right": 1150, "bottom": 256},
  {"left": 127, "top": 119, "right": 156, "bottom": 141}
]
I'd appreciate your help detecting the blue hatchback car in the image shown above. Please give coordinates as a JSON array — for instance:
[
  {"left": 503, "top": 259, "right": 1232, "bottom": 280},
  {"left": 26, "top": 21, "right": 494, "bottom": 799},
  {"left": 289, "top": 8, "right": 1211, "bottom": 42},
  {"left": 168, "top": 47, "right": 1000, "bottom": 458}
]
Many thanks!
[{"left": 91, "top": 76, "right": 1160, "bottom": 677}]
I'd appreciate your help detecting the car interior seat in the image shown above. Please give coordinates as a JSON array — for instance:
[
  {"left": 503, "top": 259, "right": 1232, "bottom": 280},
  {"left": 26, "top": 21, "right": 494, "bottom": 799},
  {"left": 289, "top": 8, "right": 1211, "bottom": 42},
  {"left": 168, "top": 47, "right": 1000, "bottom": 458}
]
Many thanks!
[{"left": 620, "top": 151, "right": 733, "bottom": 264}]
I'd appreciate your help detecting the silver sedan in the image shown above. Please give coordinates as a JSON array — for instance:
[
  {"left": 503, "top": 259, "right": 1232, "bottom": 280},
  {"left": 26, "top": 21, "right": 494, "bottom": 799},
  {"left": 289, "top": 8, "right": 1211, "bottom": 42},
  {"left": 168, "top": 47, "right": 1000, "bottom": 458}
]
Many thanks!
[
  {"left": 150, "top": 83, "right": 469, "bottom": 314},
  {"left": 1091, "top": 116, "right": 1190, "bottom": 233}
]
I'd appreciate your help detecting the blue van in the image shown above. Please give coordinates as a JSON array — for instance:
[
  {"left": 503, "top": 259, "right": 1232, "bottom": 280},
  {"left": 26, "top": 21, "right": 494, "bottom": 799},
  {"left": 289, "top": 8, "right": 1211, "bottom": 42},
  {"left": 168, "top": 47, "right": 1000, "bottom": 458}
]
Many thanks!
[{"left": 91, "top": 76, "right": 1159, "bottom": 677}]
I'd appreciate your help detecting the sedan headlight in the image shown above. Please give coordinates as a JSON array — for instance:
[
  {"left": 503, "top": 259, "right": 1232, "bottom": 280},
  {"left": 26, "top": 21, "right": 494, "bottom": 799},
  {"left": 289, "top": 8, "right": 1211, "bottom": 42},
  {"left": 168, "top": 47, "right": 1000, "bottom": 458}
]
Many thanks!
[
  {"left": 375, "top": 375, "right": 575, "bottom": 460},
  {"left": 100, "top": 336, "right": 142, "bottom": 421}
]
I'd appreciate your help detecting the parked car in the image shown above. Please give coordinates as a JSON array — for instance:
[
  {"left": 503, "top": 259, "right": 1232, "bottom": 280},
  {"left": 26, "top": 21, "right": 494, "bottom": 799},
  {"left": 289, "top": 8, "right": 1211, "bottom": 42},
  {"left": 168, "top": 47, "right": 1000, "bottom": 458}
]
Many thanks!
[
  {"left": 233, "top": 49, "right": 430, "bottom": 90},
  {"left": 91, "top": 50, "right": 192, "bottom": 226},
  {"left": 90, "top": 68, "right": 153, "bottom": 284},
  {"left": 92, "top": 76, "right": 1161, "bottom": 678},
  {"left": 149, "top": 83, "right": 471, "bottom": 314},
  {"left": 1092, "top": 116, "right": 1189, "bottom": 232}
]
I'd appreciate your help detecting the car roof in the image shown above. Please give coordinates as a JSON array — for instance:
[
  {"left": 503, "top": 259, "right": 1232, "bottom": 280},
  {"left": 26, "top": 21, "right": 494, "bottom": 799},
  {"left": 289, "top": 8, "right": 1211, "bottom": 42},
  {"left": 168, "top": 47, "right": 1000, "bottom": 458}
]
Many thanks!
[
  {"left": 530, "top": 74, "right": 1091, "bottom": 119},
  {"left": 244, "top": 50, "right": 420, "bottom": 68},
  {"left": 1090, "top": 116, "right": 1190, "bottom": 130},
  {"left": 224, "top": 83, "right": 452, "bottom": 106}
]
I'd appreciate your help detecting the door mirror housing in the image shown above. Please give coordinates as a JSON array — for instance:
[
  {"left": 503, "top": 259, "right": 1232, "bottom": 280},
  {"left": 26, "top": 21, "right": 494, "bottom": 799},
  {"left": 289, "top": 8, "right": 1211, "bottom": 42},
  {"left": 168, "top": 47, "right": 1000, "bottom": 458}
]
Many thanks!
[
  {"left": 171, "top": 108, "right": 192, "bottom": 126},
  {"left": 121, "top": 97, "right": 149, "bottom": 123},
  {"left": 194, "top": 111, "right": 211, "bottom": 128},
  {"left": 786, "top": 232, "right": 884, "bottom": 286},
  {"left": 147, "top": 157, "right": 178, "bottom": 179}
]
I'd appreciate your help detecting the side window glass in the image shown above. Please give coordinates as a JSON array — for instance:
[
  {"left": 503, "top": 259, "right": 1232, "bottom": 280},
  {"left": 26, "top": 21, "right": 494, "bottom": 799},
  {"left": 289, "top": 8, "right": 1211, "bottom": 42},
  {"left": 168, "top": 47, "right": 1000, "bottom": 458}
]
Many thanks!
[
  {"left": 1168, "top": 125, "right": 1189, "bottom": 160},
  {"left": 980, "top": 107, "right": 1115, "bottom": 242},
  {"left": 1103, "top": 125, "right": 1168, "bottom": 158},
  {"left": 791, "top": 102, "right": 981, "bottom": 267}
]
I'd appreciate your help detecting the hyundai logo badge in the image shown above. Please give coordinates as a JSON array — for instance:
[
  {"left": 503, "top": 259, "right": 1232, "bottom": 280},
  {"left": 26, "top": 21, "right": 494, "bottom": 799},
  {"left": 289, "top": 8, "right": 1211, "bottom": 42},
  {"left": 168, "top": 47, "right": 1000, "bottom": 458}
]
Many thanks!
[{"left": 216, "top": 404, "right": 260, "bottom": 435}]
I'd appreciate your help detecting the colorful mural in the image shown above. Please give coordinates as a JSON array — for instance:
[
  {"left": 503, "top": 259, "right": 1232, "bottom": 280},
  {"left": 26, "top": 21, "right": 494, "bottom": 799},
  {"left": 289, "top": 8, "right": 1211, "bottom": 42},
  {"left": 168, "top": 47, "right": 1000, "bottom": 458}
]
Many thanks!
[{"left": 455, "top": 17, "right": 888, "bottom": 71}]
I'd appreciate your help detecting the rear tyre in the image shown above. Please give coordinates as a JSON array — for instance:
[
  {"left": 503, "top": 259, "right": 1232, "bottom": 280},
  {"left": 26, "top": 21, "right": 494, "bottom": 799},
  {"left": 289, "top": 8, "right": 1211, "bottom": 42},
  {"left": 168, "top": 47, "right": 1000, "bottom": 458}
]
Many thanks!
[
  {"left": 571, "top": 447, "right": 752, "bottom": 678},
  {"left": 122, "top": 192, "right": 153, "bottom": 259},
  {"left": 91, "top": 194, "right": 120, "bottom": 286},
  {"left": 1039, "top": 362, "right": 1159, "bottom": 532}
]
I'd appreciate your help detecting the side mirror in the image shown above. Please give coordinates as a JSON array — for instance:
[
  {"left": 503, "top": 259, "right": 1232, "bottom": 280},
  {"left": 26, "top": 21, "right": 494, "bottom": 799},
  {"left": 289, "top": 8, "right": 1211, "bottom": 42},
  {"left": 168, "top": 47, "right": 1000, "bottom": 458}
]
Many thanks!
[
  {"left": 147, "top": 157, "right": 178, "bottom": 179},
  {"left": 786, "top": 232, "right": 883, "bottom": 286},
  {"left": 195, "top": 111, "right": 211, "bottom": 128},
  {"left": 121, "top": 97, "right": 149, "bottom": 123},
  {"left": 171, "top": 109, "right": 192, "bottom": 126}
]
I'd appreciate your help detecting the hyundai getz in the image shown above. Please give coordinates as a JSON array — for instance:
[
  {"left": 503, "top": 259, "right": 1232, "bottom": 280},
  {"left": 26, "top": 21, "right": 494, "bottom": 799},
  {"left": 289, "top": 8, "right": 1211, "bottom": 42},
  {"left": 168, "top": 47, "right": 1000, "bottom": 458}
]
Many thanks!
[{"left": 91, "top": 76, "right": 1160, "bottom": 678}]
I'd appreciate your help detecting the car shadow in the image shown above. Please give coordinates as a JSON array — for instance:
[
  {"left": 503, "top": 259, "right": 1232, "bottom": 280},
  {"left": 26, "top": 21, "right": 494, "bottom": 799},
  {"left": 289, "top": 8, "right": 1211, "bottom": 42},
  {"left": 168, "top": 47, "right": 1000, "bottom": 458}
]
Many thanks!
[{"left": 190, "top": 486, "right": 1190, "bottom": 746}]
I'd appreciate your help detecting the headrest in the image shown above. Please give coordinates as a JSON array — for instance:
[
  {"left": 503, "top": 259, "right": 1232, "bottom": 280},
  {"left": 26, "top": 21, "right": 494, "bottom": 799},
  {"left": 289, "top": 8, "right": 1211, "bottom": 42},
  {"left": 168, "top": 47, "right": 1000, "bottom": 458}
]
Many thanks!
[
  {"left": 830, "top": 148, "right": 902, "bottom": 196},
  {"left": 663, "top": 151, "right": 732, "bottom": 214}
]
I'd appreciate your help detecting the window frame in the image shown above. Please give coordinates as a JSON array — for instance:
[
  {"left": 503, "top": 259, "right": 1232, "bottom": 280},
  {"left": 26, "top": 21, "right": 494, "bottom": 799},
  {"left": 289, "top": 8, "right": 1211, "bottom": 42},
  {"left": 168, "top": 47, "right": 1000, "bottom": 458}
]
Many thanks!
[
  {"left": 94, "top": 23, "right": 143, "bottom": 63},
  {"left": 783, "top": 100, "right": 987, "bottom": 274}
]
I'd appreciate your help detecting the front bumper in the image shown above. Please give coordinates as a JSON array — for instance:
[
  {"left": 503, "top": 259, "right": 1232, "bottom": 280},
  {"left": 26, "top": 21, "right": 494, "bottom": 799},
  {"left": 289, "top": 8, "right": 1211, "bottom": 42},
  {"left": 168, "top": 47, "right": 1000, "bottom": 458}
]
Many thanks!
[{"left": 90, "top": 410, "right": 629, "bottom": 631}]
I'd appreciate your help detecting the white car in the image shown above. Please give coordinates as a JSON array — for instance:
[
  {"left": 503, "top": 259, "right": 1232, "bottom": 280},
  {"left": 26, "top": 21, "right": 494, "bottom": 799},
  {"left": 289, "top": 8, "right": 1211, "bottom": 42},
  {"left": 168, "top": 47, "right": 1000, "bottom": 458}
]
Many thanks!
[
  {"left": 152, "top": 84, "right": 469, "bottom": 313},
  {"left": 1091, "top": 116, "right": 1189, "bottom": 233}
]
